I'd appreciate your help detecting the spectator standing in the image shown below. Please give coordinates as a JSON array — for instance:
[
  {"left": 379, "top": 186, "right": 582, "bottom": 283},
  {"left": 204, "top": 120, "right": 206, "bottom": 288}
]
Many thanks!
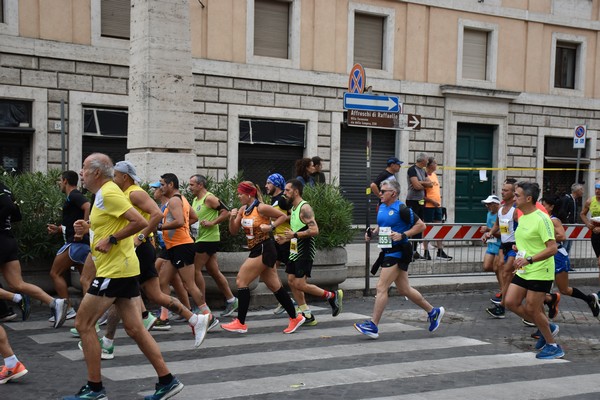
[
  {"left": 295, "top": 158, "right": 316, "bottom": 187},
  {"left": 422, "top": 157, "right": 452, "bottom": 261},
  {"left": 369, "top": 157, "right": 402, "bottom": 199},
  {"left": 560, "top": 183, "right": 584, "bottom": 253},
  {"left": 311, "top": 156, "right": 326, "bottom": 184},
  {"left": 406, "top": 153, "right": 432, "bottom": 260}
]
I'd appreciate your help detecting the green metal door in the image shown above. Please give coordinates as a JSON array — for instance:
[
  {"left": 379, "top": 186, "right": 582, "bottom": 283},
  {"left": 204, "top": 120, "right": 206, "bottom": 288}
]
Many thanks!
[{"left": 455, "top": 123, "right": 494, "bottom": 223}]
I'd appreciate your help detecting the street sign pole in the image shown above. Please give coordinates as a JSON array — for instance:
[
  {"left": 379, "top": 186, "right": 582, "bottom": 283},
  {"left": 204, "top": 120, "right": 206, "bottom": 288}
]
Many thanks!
[
  {"left": 364, "top": 127, "right": 372, "bottom": 297},
  {"left": 576, "top": 148, "right": 581, "bottom": 183}
]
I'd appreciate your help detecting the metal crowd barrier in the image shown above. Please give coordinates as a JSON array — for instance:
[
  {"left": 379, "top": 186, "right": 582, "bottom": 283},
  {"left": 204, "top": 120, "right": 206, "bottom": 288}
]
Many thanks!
[{"left": 406, "top": 223, "right": 598, "bottom": 276}]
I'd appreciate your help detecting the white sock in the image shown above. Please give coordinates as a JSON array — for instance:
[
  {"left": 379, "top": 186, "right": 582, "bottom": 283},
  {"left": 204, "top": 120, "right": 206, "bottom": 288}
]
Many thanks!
[
  {"left": 226, "top": 297, "right": 236, "bottom": 303},
  {"left": 12, "top": 294, "right": 22, "bottom": 304},
  {"left": 4, "top": 355, "right": 18, "bottom": 369},
  {"left": 188, "top": 314, "right": 198, "bottom": 326},
  {"left": 102, "top": 336, "right": 114, "bottom": 348}
]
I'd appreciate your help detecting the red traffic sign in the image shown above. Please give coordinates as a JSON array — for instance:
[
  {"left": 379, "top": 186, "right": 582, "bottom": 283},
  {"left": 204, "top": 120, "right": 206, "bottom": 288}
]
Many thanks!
[
  {"left": 573, "top": 125, "right": 586, "bottom": 149},
  {"left": 348, "top": 64, "right": 366, "bottom": 94}
]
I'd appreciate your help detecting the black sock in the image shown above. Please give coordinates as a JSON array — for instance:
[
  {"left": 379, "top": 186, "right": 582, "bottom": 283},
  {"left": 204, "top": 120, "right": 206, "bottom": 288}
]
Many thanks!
[
  {"left": 274, "top": 287, "right": 296, "bottom": 318},
  {"left": 237, "top": 287, "right": 250, "bottom": 324},
  {"left": 142, "top": 311, "right": 149, "bottom": 319},
  {"left": 571, "top": 287, "right": 590, "bottom": 302},
  {"left": 87, "top": 381, "right": 103, "bottom": 392},
  {"left": 158, "top": 373, "right": 173, "bottom": 386}
]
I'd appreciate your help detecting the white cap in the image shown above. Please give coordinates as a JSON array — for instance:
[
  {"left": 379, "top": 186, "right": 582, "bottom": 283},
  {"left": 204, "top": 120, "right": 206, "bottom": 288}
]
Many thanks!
[{"left": 481, "top": 195, "right": 500, "bottom": 204}]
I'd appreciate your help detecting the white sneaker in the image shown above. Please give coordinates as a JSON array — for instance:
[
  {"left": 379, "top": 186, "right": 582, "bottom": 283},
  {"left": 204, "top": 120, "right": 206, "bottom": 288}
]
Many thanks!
[
  {"left": 191, "top": 314, "right": 210, "bottom": 348},
  {"left": 49, "top": 307, "right": 76, "bottom": 323},
  {"left": 52, "top": 298, "right": 68, "bottom": 328}
]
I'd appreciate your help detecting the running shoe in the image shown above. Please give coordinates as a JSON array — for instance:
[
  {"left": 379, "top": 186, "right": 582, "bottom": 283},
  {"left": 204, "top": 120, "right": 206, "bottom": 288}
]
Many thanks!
[
  {"left": 437, "top": 250, "right": 453, "bottom": 261},
  {"left": 144, "top": 376, "right": 184, "bottom": 400},
  {"left": 221, "top": 298, "right": 239, "bottom": 317},
  {"left": 70, "top": 322, "right": 100, "bottom": 338},
  {"left": 191, "top": 314, "right": 210, "bottom": 348},
  {"left": 428, "top": 306, "right": 445, "bottom": 332},
  {"left": 167, "top": 311, "right": 186, "bottom": 323},
  {"left": 283, "top": 313, "right": 306, "bottom": 334},
  {"left": 52, "top": 298, "right": 68, "bottom": 328},
  {"left": 588, "top": 293, "right": 600, "bottom": 318},
  {"left": 536, "top": 343, "right": 565, "bottom": 360},
  {"left": 152, "top": 318, "right": 172, "bottom": 331},
  {"left": 490, "top": 294, "right": 502, "bottom": 305},
  {"left": 143, "top": 312, "right": 158, "bottom": 331},
  {"left": 221, "top": 318, "right": 248, "bottom": 333},
  {"left": 49, "top": 307, "right": 77, "bottom": 323},
  {"left": 18, "top": 294, "right": 30, "bottom": 321},
  {"left": 535, "top": 323, "right": 559, "bottom": 350},
  {"left": 273, "top": 297, "right": 297, "bottom": 315},
  {"left": 328, "top": 289, "right": 343, "bottom": 317},
  {"left": 0, "top": 310, "right": 17, "bottom": 322},
  {"left": 77, "top": 338, "right": 114, "bottom": 360},
  {"left": 354, "top": 320, "right": 379, "bottom": 339},
  {"left": 522, "top": 318, "right": 536, "bottom": 327},
  {"left": 531, "top": 329, "right": 541, "bottom": 339},
  {"left": 548, "top": 292, "right": 561, "bottom": 319},
  {"left": 207, "top": 314, "right": 220, "bottom": 332},
  {"left": 62, "top": 384, "right": 107, "bottom": 400},
  {"left": 302, "top": 313, "right": 318, "bottom": 326},
  {"left": 0, "top": 361, "right": 28, "bottom": 384},
  {"left": 486, "top": 304, "right": 505, "bottom": 319}
]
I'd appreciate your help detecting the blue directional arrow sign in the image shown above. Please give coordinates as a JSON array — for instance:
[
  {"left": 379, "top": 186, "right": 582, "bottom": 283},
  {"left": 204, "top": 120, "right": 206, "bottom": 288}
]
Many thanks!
[{"left": 343, "top": 93, "right": 401, "bottom": 113}]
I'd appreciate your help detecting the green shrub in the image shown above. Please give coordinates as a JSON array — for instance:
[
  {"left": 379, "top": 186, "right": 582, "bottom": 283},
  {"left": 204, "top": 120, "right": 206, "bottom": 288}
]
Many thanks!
[{"left": 0, "top": 168, "right": 64, "bottom": 263}]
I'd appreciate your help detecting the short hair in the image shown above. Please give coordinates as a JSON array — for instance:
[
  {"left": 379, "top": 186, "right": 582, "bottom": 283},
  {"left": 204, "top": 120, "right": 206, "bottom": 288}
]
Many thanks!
[
  {"left": 416, "top": 152, "right": 428, "bottom": 163},
  {"left": 161, "top": 173, "right": 179, "bottom": 189},
  {"left": 541, "top": 194, "right": 565, "bottom": 220},
  {"left": 61, "top": 170, "right": 79, "bottom": 186},
  {"left": 504, "top": 178, "right": 517, "bottom": 185},
  {"left": 427, "top": 157, "right": 436, "bottom": 167},
  {"left": 311, "top": 156, "right": 322, "bottom": 167},
  {"left": 516, "top": 181, "right": 540, "bottom": 204},
  {"left": 381, "top": 178, "right": 400, "bottom": 194},
  {"left": 571, "top": 183, "right": 583, "bottom": 193},
  {"left": 287, "top": 178, "right": 304, "bottom": 196},
  {"left": 190, "top": 174, "right": 207, "bottom": 188},
  {"left": 87, "top": 153, "right": 113, "bottom": 179}
]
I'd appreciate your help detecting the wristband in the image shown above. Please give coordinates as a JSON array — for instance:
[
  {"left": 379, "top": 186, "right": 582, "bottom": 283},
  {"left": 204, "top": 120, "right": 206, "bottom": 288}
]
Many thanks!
[{"left": 294, "top": 232, "right": 298, "bottom": 239}]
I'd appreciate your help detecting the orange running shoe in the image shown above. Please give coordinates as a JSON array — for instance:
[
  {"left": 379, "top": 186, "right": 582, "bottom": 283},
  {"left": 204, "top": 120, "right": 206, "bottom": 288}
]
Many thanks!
[
  {"left": 548, "top": 292, "right": 561, "bottom": 319},
  {"left": 283, "top": 313, "right": 306, "bottom": 334},
  {"left": 0, "top": 362, "right": 28, "bottom": 384},
  {"left": 221, "top": 318, "right": 248, "bottom": 333}
]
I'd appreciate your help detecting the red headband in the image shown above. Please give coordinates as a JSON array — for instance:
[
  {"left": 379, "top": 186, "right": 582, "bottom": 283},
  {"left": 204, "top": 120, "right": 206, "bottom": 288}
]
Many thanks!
[{"left": 237, "top": 182, "right": 257, "bottom": 197}]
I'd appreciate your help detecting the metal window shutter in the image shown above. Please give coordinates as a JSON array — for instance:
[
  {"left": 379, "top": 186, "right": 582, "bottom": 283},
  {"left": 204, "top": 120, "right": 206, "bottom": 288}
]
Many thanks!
[
  {"left": 339, "top": 125, "right": 396, "bottom": 225},
  {"left": 254, "top": 0, "right": 289, "bottom": 59},
  {"left": 354, "top": 13, "right": 383, "bottom": 70},
  {"left": 101, "top": 0, "right": 131, "bottom": 39},
  {"left": 462, "top": 29, "right": 487, "bottom": 80},
  {"left": 238, "top": 143, "right": 303, "bottom": 184}
]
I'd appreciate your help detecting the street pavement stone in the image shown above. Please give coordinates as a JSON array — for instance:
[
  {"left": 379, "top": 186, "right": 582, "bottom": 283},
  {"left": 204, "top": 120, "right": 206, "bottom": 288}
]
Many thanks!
[{"left": 1, "top": 287, "right": 599, "bottom": 399}]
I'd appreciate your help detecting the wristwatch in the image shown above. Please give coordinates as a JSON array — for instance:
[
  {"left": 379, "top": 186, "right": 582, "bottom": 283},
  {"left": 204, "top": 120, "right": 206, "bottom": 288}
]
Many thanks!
[
  {"left": 293, "top": 232, "right": 298, "bottom": 239},
  {"left": 526, "top": 256, "right": 533, "bottom": 264},
  {"left": 109, "top": 235, "right": 118, "bottom": 245},
  {"left": 137, "top": 233, "right": 145, "bottom": 242}
]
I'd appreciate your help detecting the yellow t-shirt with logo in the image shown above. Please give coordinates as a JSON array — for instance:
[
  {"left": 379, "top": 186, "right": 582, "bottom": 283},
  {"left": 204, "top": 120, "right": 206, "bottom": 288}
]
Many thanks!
[{"left": 90, "top": 181, "right": 140, "bottom": 278}]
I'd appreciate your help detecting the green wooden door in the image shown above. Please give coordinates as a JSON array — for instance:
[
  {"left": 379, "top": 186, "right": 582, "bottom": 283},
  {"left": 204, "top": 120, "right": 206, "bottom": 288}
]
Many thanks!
[{"left": 455, "top": 123, "right": 494, "bottom": 223}]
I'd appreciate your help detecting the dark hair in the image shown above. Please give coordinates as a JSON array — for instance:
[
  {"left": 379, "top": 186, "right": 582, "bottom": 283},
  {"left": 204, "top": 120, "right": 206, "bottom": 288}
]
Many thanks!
[
  {"left": 505, "top": 178, "right": 517, "bottom": 185},
  {"left": 541, "top": 195, "right": 566, "bottom": 220},
  {"left": 311, "top": 156, "right": 322, "bottom": 167},
  {"left": 62, "top": 170, "right": 79, "bottom": 186},
  {"left": 427, "top": 157, "right": 436, "bottom": 167},
  {"left": 516, "top": 181, "right": 540, "bottom": 204},
  {"left": 295, "top": 158, "right": 313, "bottom": 181},
  {"left": 161, "top": 173, "right": 179, "bottom": 189},
  {"left": 287, "top": 178, "right": 304, "bottom": 196},
  {"left": 190, "top": 174, "right": 207, "bottom": 188}
]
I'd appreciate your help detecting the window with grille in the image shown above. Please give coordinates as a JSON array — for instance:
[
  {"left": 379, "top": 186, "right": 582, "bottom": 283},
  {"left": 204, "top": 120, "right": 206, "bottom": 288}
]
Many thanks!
[
  {"left": 0, "top": 100, "right": 33, "bottom": 172},
  {"left": 462, "top": 29, "right": 488, "bottom": 80},
  {"left": 353, "top": 13, "right": 384, "bottom": 70},
  {"left": 254, "top": 0, "right": 290, "bottom": 59},
  {"left": 554, "top": 42, "right": 577, "bottom": 89},
  {"left": 101, "top": 0, "right": 130, "bottom": 40},
  {"left": 83, "top": 107, "right": 128, "bottom": 164}
]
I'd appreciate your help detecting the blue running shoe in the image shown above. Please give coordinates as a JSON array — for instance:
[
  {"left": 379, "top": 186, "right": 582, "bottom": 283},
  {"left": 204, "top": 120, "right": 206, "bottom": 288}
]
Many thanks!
[
  {"left": 354, "top": 320, "right": 379, "bottom": 339},
  {"left": 535, "top": 323, "right": 559, "bottom": 350},
  {"left": 428, "top": 306, "right": 445, "bottom": 332},
  {"left": 19, "top": 294, "right": 30, "bottom": 321},
  {"left": 63, "top": 384, "right": 107, "bottom": 399},
  {"left": 536, "top": 343, "right": 565, "bottom": 359},
  {"left": 144, "top": 376, "right": 184, "bottom": 400}
]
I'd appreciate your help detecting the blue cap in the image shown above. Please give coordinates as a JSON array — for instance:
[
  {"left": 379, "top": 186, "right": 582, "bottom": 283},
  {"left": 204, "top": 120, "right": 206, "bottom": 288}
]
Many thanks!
[
  {"left": 387, "top": 157, "right": 403, "bottom": 166},
  {"left": 149, "top": 181, "right": 161, "bottom": 188}
]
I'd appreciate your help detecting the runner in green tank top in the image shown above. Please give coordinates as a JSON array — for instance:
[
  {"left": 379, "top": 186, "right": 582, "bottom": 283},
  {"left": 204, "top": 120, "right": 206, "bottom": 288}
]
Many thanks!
[
  {"left": 189, "top": 174, "right": 238, "bottom": 318},
  {"left": 579, "top": 180, "right": 600, "bottom": 301},
  {"left": 276, "top": 179, "right": 343, "bottom": 326}
]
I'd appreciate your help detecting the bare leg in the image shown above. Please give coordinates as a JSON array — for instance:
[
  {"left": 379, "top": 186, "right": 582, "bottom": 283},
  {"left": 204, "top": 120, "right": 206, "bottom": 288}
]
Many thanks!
[{"left": 1, "top": 260, "right": 54, "bottom": 305}]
